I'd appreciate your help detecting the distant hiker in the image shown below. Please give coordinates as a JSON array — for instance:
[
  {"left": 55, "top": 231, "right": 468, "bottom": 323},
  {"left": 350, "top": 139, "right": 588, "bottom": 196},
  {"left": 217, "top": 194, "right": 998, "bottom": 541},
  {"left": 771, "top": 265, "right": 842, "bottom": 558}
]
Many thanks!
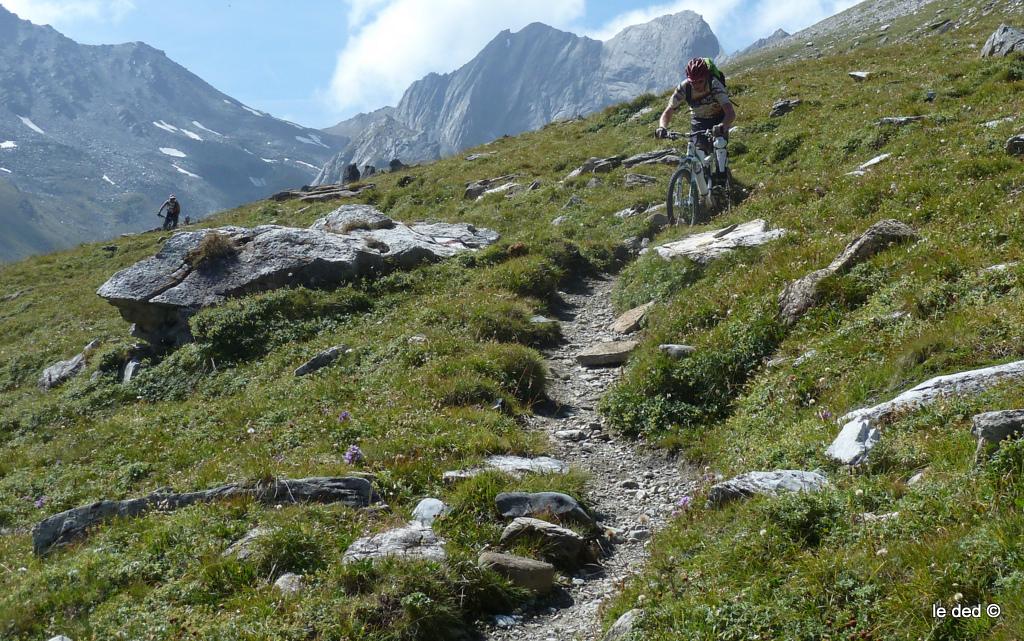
[
  {"left": 656, "top": 57, "right": 736, "bottom": 162},
  {"left": 158, "top": 195, "right": 181, "bottom": 230}
]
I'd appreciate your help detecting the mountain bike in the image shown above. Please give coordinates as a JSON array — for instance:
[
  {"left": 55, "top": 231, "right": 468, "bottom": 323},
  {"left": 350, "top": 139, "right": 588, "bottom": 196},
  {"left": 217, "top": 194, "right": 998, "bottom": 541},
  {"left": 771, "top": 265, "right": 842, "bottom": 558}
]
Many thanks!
[{"left": 664, "top": 129, "right": 731, "bottom": 226}]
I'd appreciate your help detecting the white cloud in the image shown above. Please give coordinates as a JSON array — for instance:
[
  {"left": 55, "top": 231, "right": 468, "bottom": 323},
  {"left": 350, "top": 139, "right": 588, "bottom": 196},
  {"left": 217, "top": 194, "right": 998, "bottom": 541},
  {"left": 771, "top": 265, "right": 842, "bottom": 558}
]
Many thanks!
[
  {"left": 328, "top": 0, "right": 585, "bottom": 116},
  {"left": 1, "top": 0, "right": 135, "bottom": 25}
]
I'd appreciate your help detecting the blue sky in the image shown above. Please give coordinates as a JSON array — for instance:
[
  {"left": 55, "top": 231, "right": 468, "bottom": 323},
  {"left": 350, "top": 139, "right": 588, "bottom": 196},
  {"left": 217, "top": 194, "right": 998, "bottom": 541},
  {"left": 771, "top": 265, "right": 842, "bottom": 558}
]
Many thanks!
[{"left": 0, "top": 0, "right": 859, "bottom": 128}]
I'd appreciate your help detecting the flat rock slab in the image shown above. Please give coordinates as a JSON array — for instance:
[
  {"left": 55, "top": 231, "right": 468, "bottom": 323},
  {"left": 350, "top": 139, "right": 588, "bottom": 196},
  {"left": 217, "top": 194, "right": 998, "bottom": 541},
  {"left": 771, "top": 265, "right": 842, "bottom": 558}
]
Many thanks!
[
  {"left": 274, "top": 573, "right": 304, "bottom": 595},
  {"left": 465, "top": 175, "right": 518, "bottom": 199},
  {"left": 654, "top": 220, "right": 786, "bottom": 264},
  {"left": 659, "top": 344, "right": 696, "bottom": 359},
  {"left": 624, "top": 173, "right": 657, "bottom": 188},
  {"left": 443, "top": 455, "right": 569, "bottom": 482},
  {"left": 38, "top": 340, "right": 100, "bottom": 390},
  {"left": 708, "top": 470, "right": 829, "bottom": 507},
  {"left": 827, "top": 360, "right": 1024, "bottom": 464},
  {"left": 343, "top": 524, "right": 445, "bottom": 563},
  {"left": 499, "top": 517, "right": 589, "bottom": 569},
  {"left": 623, "top": 149, "right": 679, "bottom": 168},
  {"left": 577, "top": 341, "right": 639, "bottom": 367},
  {"left": 566, "top": 156, "right": 624, "bottom": 179},
  {"left": 611, "top": 302, "right": 654, "bottom": 334},
  {"left": 97, "top": 205, "right": 499, "bottom": 348},
  {"left": 478, "top": 551, "right": 555, "bottom": 594},
  {"left": 495, "top": 492, "right": 594, "bottom": 527},
  {"left": 877, "top": 116, "right": 926, "bottom": 126},
  {"left": 294, "top": 345, "right": 348, "bottom": 377},
  {"left": 33, "top": 476, "right": 378, "bottom": 555},
  {"left": 769, "top": 99, "right": 801, "bottom": 118},
  {"left": 847, "top": 153, "right": 891, "bottom": 176}
]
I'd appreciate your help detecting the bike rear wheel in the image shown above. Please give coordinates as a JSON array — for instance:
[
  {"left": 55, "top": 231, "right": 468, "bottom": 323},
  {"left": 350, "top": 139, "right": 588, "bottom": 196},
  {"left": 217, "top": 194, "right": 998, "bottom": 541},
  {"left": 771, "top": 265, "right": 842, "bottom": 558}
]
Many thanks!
[{"left": 667, "top": 165, "right": 702, "bottom": 226}]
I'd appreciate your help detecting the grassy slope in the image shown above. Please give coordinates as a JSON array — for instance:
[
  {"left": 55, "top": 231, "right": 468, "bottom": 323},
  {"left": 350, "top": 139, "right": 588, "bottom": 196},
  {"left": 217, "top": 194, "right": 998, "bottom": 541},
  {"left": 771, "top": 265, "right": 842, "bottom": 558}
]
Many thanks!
[{"left": 1, "top": 0, "right": 1023, "bottom": 638}]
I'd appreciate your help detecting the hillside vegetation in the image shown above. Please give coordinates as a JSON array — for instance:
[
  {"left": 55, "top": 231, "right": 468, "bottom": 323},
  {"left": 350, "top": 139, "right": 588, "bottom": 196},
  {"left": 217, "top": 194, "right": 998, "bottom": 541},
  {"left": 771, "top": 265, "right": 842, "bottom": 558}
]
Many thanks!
[{"left": 2, "top": 0, "right": 1024, "bottom": 639}]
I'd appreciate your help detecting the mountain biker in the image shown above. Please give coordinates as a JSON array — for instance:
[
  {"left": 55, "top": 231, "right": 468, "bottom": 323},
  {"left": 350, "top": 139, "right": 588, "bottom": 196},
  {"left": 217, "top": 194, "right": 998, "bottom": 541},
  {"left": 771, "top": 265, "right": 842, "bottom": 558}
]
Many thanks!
[
  {"left": 656, "top": 57, "right": 736, "bottom": 179},
  {"left": 158, "top": 195, "right": 181, "bottom": 230}
]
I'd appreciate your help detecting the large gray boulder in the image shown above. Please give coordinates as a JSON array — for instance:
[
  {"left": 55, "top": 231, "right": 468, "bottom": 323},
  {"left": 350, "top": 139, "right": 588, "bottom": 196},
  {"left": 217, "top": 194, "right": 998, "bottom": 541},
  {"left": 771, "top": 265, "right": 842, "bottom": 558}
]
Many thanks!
[
  {"left": 97, "top": 205, "right": 498, "bottom": 348},
  {"left": 981, "top": 24, "right": 1024, "bottom": 57},
  {"left": 343, "top": 523, "right": 446, "bottom": 563},
  {"left": 972, "top": 409, "right": 1024, "bottom": 462},
  {"left": 1007, "top": 135, "right": 1024, "bottom": 157},
  {"left": 603, "top": 609, "right": 640, "bottom": 641},
  {"left": 499, "top": 517, "right": 590, "bottom": 569},
  {"left": 577, "top": 341, "right": 639, "bottom": 367},
  {"left": 707, "top": 470, "right": 829, "bottom": 506},
  {"left": 223, "top": 526, "right": 277, "bottom": 561},
  {"left": 294, "top": 345, "right": 348, "bottom": 377},
  {"left": 495, "top": 492, "right": 594, "bottom": 527},
  {"left": 443, "top": 455, "right": 569, "bottom": 482},
  {"left": 827, "top": 360, "right": 1024, "bottom": 464},
  {"left": 33, "top": 476, "right": 378, "bottom": 555},
  {"left": 779, "top": 219, "right": 917, "bottom": 325}
]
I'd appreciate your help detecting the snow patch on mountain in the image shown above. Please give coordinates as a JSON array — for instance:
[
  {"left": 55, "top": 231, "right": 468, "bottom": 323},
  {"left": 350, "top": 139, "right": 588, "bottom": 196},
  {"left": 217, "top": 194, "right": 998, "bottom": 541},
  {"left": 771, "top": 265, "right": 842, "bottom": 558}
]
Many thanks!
[
  {"left": 191, "top": 121, "right": 223, "bottom": 136},
  {"left": 160, "top": 148, "right": 187, "bottom": 158},
  {"left": 249, "top": 176, "right": 267, "bottom": 187},
  {"left": 102, "top": 174, "right": 116, "bottom": 186},
  {"left": 153, "top": 120, "right": 179, "bottom": 134},
  {"left": 0, "top": 141, "right": 16, "bottom": 149},
  {"left": 180, "top": 129, "right": 204, "bottom": 141},
  {"left": 0, "top": 167, "right": 11, "bottom": 173},
  {"left": 172, "top": 164, "right": 200, "bottom": 178},
  {"left": 241, "top": 104, "right": 264, "bottom": 117},
  {"left": 18, "top": 116, "right": 45, "bottom": 134},
  {"left": 296, "top": 135, "right": 328, "bottom": 148}
]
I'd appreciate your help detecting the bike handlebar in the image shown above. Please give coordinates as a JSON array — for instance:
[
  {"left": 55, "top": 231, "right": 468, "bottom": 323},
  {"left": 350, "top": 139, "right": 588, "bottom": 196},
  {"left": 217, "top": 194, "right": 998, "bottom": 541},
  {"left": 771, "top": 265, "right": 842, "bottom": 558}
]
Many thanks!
[{"left": 666, "top": 129, "right": 715, "bottom": 140}]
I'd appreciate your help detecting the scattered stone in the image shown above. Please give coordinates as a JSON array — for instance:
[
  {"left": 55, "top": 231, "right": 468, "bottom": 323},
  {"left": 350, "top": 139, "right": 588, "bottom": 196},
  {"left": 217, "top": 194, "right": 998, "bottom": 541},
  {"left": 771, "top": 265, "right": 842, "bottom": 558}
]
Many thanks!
[
  {"left": 827, "top": 360, "right": 1024, "bottom": 465},
  {"left": 981, "top": 24, "right": 1024, "bottom": 57},
  {"left": 97, "top": 206, "right": 499, "bottom": 349},
  {"left": 586, "top": 177, "right": 601, "bottom": 189},
  {"left": 397, "top": 175, "right": 414, "bottom": 187},
  {"left": 294, "top": 345, "right": 348, "bottom": 377},
  {"left": 465, "top": 175, "right": 518, "bottom": 199},
  {"left": 566, "top": 156, "right": 624, "bottom": 179},
  {"left": 856, "top": 511, "right": 900, "bottom": 524},
  {"left": 779, "top": 219, "right": 918, "bottom": 325},
  {"left": 411, "top": 498, "right": 449, "bottom": 527},
  {"left": 341, "top": 163, "right": 360, "bottom": 185},
  {"left": 613, "top": 204, "right": 648, "bottom": 219},
  {"left": 793, "top": 350, "right": 818, "bottom": 366},
  {"left": 629, "top": 106, "right": 654, "bottom": 121},
  {"left": 478, "top": 182, "right": 521, "bottom": 200},
  {"left": 499, "top": 517, "right": 589, "bottom": 569},
  {"left": 552, "top": 215, "right": 568, "bottom": 226},
  {"left": 659, "top": 344, "right": 696, "bottom": 359},
  {"left": 494, "top": 614, "right": 523, "bottom": 628},
  {"left": 465, "top": 153, "right": 494, "bottom": 161},
  {"left": 33, "top": 476, "right": 379, "bottom": 554},
  {"left": 603, "top": 609, "right": 640, "bottom": 641},
  {"left": 224, "top": 526, "right": 276, "bottom": 561},
  {"left": 274, "top": 573, "right": 304, "bottom": 595},
  {"left": 623, "top": 149, "right": 679, "bottom": 168},
  {"left": 495, "top": 492, "right": 594, "bottom": 527},
  {"left": 38, "top": 340, "right": 100, "bottom": 390},
  {"left": 1, "top": 289, "right": 28, "bottom": 302},
  {"left": 343, "top": 524, "right": 445, "bottom": 563},
  {"left": 478, "top": 551, "right": 555, "bottom": 594},
  {"left": 122, "top": 357, "right": 144, "bottom": 384},
  {"left": 654, "top": 219, "right": 786, "bottom": 264},
  {"left": 563, "top": 195, "right": 583, "bottom": 209},
  {"left": 846, "top": 153, "right": 892, "bottom": 176},
  {"left": 972, "top": 409, "right": 1024, "bottom": 462},
  {"left": 611, "top": 301, "right": 654, "bottom": 334},
  {"left": 877, "top": 116, "right": 926, "bottom": 126},
  {"left": 848, "top": 71, "right": 872, "bottom": 80},
  {"left": 1007, "top": 135, "right": 1024, "bottom": 156},
  {"left": 618, "top": 480, "right": 640, "bottom": 490},
  {"left": 907, "top": 471, "right": 926, "bottom": 486},
  {"left": 47, "top": 637, "right": 73, "bottom": 641},
  {"left": 982, "top": 116, "right": 1015, "bottom": 129},
  {"left": 707, "top": 470, "right": 829, "bottom": 507},
  {"left": 769, "top": 99, "right": 801, "bottom": 118},
  {"left": 624, "top": 173, "right": 657, "bottom": 188},
  {"left": 555, "top": 429, "right": 587, "bottom": 441},
  {"left": 576, "top": 341, "right": 639, "bottom": 367}
]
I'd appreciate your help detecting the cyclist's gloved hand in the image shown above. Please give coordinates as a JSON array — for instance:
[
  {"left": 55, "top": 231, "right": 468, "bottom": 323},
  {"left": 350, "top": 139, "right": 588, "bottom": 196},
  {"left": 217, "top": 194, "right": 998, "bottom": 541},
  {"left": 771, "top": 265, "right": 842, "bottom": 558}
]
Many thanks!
[
  {"left": 712, "top": 124, "right": 727, "bottom": 138},
  {"left": 655, "top": 127, "right": 668, "bottom": 139}
]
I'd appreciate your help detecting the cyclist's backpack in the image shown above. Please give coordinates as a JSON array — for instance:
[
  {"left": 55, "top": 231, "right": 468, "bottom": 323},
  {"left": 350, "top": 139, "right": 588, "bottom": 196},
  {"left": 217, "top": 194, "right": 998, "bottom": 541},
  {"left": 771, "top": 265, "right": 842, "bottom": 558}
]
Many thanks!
[{"left": 684, "top": 58, "right": 727, "bottom": 102}]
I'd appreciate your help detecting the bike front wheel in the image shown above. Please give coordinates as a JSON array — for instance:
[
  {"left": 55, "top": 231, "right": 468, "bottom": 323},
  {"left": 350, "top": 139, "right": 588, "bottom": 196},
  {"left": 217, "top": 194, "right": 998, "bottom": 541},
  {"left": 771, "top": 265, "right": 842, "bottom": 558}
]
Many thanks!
[{"left": 667, "top": 165, "right": 702, "bottom": 226}]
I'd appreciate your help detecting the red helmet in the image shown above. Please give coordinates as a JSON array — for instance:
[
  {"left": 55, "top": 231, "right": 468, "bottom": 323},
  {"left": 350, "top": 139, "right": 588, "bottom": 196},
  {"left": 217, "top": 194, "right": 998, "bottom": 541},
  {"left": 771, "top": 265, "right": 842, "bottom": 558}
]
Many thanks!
[{"left": 686, "top": 57, "right": 709, "bottom": 81}]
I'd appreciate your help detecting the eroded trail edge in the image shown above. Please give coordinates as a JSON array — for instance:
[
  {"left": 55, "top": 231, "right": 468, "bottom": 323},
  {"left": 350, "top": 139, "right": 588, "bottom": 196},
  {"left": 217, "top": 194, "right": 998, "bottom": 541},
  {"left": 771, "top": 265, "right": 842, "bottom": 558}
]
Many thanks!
[{"left": 484, "top": 277, "right": 695, "bottom": 641}]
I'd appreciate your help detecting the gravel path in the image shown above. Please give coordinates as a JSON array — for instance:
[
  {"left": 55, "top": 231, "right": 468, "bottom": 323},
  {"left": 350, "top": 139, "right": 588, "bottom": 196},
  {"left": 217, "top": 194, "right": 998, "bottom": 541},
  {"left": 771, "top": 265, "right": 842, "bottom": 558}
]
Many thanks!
[{"left": 482, "top": 276, "right": 697, "bottom": 641}]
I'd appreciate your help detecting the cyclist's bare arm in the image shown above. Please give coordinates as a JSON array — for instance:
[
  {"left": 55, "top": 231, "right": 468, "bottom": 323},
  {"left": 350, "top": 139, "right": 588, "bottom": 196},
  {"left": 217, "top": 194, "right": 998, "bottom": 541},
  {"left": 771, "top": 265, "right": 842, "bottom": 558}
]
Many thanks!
[
  {"left": 659, "top": 105, "right": 676, "bottom": 130},
  {"left": 721, "top": 102, "right": 736, "bottom": 133}
]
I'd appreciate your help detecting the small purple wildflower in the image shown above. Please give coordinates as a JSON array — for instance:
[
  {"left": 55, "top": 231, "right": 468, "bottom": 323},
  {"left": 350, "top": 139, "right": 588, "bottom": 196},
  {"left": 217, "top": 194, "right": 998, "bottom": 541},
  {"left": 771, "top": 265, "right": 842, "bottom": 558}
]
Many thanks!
[
  {"left": 34, "top": 496, "right": 48, "bottom": 509},
  {"left": 338, "top": 411, "right": 352, "bottom": 423},
  {"left": 672, "top": 495, "right": 692, "bottom": 516},
  {"left": 817, "top": 408, "right": 833, "bottom": 421},
  {"left": 343, "top": 444, "right": 364, "bottom": 465}
]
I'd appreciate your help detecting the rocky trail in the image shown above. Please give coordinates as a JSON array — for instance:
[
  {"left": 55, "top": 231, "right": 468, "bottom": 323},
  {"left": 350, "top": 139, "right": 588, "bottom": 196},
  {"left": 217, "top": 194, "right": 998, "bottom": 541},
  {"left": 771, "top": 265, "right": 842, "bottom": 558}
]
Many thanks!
[{"left": 482, "top": 277, "right": 696, "bottom": 641}]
